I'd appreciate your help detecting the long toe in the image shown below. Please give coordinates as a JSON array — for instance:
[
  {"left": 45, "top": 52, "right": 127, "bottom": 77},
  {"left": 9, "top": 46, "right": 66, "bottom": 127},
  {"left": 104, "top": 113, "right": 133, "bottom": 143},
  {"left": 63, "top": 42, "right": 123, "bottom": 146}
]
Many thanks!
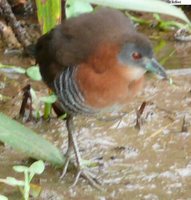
[
  {"left": 60, "top": 156, "right": 71, "bottom": 179},
  {"left": 71, "top": 167, "right": 102, "bottom": 190},
  {"left": 60, "top": 147, "right": 74, "bottom": 179}
]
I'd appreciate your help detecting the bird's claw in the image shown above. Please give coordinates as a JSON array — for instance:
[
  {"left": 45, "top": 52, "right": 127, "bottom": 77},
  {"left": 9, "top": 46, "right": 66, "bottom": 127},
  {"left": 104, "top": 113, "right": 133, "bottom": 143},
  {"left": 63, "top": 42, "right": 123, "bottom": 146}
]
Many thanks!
[
  {"left": 60, "top": 157, "right": 102, "bottom": 190},
  {"left": 71, "top": 167, "right": 102, "bottom": 190}
]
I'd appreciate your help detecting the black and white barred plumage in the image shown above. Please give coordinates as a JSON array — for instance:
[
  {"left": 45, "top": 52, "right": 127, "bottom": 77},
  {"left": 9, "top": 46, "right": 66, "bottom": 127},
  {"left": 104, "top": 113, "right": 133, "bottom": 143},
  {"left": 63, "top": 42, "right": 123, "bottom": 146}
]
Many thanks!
[{"left": 53, "top": 66, "right": 96, "bottom": 115}]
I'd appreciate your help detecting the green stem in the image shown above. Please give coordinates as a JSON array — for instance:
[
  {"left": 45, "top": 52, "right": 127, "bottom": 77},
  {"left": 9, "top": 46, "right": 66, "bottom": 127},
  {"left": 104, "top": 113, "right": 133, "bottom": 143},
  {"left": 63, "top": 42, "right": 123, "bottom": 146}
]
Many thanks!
[
  {"left": 24, "top": 170, "right": 30, "bottom": 200},
  {"left": 44, "top": 102, "right": 52, "bottom": 120}
]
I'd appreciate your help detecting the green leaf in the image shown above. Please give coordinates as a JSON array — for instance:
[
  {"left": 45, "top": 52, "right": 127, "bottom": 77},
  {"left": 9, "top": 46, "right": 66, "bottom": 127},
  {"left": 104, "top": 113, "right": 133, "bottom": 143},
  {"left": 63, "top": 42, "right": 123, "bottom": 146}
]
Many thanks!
[
  {"left": 40, "top": 94, "right": 57, "bottom": 104},
  {"left": 13, "top": 166, "right": 28, "bottom": 173},
  {"left": 29, "top": 160, "right": 45, "bottom": 175},
  {"left": 87, "top": 0, "right": 190, "bottom": 23},
  {"left": 0, "top": 195, "right": 8, "bottom": 200},
  {"left": 26, "top": 66, "right": 42, "bottom": 81},
  {"left": 65, "top": 0, "right": 93, "bottom": 18},
  {"left": 0, "top": 177, "right": 24, "bottom": 186},
  {"left": 0, "top": 113, "right": 65, "bottom": 166},
  {"left": 35, "top": 0, "right": 61, "bottom": 33}
]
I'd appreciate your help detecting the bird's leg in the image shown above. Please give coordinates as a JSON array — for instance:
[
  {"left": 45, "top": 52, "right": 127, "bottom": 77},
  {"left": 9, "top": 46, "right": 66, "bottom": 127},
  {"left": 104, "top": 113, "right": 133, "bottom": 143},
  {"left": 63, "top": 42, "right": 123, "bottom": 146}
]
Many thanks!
[
  {"left": 63, "top": 114, "right": 101, "bottom": 189},
  {"left": 60, "top": 117, "right": 73, "bottom": 178}
]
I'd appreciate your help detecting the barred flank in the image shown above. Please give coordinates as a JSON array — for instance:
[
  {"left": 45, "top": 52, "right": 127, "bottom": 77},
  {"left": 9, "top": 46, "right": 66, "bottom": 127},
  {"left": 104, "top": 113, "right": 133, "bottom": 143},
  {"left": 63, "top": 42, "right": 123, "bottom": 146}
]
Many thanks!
[{"left": 54, "top": 66, "right": 95, "bottom": 115}]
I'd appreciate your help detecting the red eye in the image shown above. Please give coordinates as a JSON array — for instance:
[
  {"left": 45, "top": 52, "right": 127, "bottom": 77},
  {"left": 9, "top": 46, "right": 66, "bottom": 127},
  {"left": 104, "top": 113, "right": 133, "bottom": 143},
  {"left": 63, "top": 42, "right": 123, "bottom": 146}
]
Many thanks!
[{"left": 132, "top": 52, "right": 142, "bottom": 60}]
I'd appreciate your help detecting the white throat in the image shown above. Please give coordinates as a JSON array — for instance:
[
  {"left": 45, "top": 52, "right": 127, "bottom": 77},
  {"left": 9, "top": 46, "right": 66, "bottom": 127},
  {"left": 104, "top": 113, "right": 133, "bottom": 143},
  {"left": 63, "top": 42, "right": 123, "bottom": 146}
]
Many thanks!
[{"left": 128, "top": 67, "right": 146, "bottom": 81}]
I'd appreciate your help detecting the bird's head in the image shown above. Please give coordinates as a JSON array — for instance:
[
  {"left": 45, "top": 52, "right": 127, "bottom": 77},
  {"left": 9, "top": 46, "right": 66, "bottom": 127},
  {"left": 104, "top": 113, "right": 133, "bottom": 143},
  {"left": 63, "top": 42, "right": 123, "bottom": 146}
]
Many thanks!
[{"left": 118, "top": 33, "right": 167, "bottom": 79}]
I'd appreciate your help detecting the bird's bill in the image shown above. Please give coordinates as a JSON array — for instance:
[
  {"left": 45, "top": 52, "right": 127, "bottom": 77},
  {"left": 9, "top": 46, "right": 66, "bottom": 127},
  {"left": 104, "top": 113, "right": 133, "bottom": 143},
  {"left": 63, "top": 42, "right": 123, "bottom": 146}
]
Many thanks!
[{"left": 145, "top": 58, "right": 167, "bottom": 79}]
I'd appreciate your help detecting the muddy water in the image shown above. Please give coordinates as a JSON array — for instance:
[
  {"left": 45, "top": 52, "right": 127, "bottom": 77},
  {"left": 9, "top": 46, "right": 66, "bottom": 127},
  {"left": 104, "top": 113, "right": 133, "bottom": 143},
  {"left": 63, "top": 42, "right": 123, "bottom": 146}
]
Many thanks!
[{"left": 0, "top": 39, "right": 191, "bottom": 199}]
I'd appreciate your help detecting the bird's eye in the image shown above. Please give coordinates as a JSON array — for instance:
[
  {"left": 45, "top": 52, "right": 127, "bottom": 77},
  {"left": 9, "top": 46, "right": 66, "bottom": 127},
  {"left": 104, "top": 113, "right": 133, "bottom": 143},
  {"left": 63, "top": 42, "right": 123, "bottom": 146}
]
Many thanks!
[{"left": 132, "top": 52, "right": 142, "bottom": 60}]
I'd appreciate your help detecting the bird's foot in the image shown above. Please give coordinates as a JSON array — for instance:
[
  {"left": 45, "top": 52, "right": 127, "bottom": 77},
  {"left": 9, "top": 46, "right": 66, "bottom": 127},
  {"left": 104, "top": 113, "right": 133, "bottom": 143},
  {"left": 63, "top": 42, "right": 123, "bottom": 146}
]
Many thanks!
[
  {"left": 60, "top": 157, "right": 101, "bottom": 189},
  {"left": 72, "top": 165, "right": 102, "bottom": 190},
  {"left": 60, "top": 157, "right": 99, "bottom": 178}
]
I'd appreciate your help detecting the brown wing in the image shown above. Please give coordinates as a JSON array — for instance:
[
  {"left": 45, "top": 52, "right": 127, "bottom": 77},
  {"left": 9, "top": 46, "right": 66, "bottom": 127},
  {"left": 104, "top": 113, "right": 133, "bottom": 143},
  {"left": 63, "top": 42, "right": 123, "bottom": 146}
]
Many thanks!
[{"left": 35, "top": 8, "right": 135, "bottom": 87}]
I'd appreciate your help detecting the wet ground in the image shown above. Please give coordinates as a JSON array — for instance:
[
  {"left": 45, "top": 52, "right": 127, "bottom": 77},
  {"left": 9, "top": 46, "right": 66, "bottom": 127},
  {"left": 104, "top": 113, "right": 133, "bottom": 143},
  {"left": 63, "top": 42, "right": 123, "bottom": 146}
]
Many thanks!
[{"left": 1, "top": 18, "right": 191, "bottom": 200}]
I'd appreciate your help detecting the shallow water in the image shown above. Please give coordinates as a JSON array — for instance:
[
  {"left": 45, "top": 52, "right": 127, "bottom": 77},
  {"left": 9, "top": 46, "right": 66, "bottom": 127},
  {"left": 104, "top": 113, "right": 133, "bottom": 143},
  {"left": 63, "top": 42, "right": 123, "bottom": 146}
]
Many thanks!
[
  {"left": 0, "top": 24, "right": 191, "bottom": 200},
  {"left": 1, "top": 68, "right": 191, "bottom": 199}
]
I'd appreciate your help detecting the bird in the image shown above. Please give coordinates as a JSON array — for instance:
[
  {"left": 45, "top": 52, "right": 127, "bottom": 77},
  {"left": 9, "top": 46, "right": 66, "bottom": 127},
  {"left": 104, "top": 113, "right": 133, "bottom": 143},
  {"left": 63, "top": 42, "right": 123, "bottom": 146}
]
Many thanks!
[{"left": 35, "top": 7, "right": 167, "bottom": 188}]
